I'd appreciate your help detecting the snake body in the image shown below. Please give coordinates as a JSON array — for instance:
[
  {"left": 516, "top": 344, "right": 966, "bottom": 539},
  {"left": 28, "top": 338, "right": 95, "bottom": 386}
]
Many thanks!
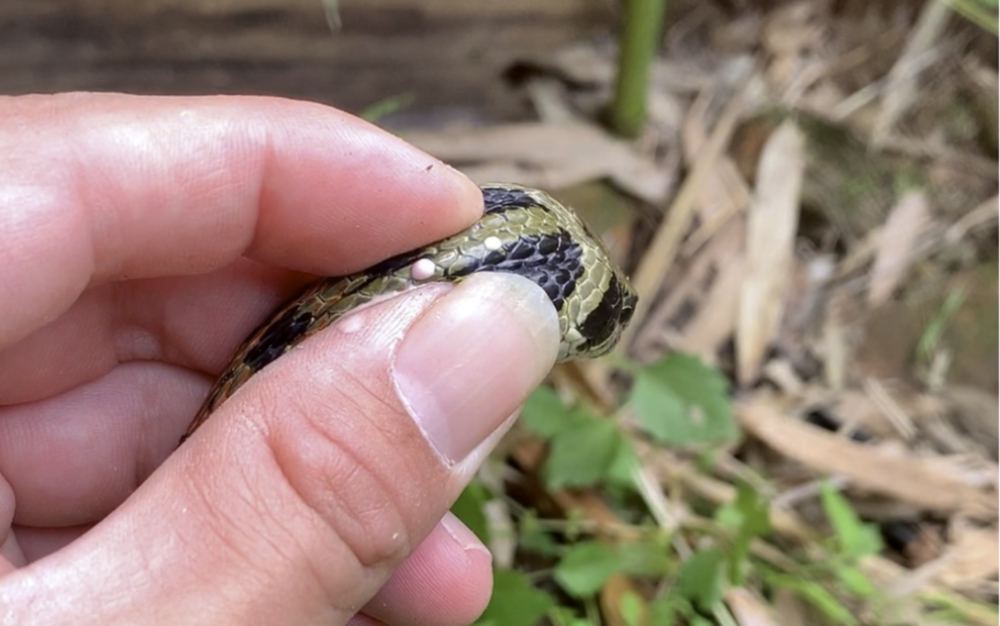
[{"left": 183, "top": 183, "right": 637, "bottom": 439}]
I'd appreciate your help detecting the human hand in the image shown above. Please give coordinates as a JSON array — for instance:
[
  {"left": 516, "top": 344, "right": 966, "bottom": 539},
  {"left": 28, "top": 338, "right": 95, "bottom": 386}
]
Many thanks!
[{"left": 0, "top": 93, "right": 560, "bottom": 624}]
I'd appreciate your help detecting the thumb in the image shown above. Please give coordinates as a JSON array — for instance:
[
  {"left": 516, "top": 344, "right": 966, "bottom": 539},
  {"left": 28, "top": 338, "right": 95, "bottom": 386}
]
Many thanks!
[{"left": 0, "top": 272, "right": 559, "bottom": 624}]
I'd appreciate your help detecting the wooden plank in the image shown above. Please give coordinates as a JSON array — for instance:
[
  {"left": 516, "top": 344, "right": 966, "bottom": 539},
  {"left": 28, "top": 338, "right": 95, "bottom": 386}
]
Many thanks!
[{"left": 0, "top": 0, "right": 612, "bottom": 121}]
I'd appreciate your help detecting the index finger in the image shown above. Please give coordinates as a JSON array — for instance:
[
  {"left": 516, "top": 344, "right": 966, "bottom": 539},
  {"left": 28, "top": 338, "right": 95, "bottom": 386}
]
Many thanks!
[{"left": 0, "top": 93, "right": 482, "bottom": 347}]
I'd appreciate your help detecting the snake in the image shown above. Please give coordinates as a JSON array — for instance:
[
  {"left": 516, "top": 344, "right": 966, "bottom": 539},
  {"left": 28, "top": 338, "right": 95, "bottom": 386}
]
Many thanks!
[{"left": 182, "top": 183, "right": 638, "bottom": 440}]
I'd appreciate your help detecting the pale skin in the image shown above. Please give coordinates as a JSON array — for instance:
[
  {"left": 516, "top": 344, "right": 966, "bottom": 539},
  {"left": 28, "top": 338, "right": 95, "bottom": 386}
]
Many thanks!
[{"left": 0, "top": 94, "right": 560, "bottom": 624}]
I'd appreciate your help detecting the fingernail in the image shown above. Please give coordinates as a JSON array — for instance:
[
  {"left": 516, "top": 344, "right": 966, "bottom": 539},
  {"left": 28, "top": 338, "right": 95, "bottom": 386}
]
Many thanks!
[
  {"left": 393, "top": 273, "right": 559, "bottom": 464},
  {"left": 440, "top": 512, "right": 491, "bottom": 557}
]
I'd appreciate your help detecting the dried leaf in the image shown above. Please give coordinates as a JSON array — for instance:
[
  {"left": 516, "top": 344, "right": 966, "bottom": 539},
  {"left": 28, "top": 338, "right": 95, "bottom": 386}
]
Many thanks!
[
  {"left": 738, "top": 400, "right": 997, "bottom": 518},
  {"left": 737, "top": 120, "right": 805, "bottom": 384},
  {"left": 725, "top": 587, "right": 781, "bottom": 626},
  {"left": 402, "top": 122, "right": 671, "bottom": 203},
  {"left": 635, "top": 218, "right": 745, "bottom": 364},
  {"left": 868, "top": 190, "right": 929, "bottom": 307},
  {"left": 938, "top": 527, "right": 1000, "bottom": 588},
  {"left": 600, "top": 574, "right": 649, "bottom": 626}
]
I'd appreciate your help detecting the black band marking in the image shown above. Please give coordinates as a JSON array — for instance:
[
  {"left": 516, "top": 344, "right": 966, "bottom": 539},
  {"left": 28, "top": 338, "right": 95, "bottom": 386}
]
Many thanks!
[
  {"left": 446, "top": 229, "right": 583, "bottom": 311},
  {"left": 578, "top": 274, "right": 636, "bottom": 350},
  {"left": 244, "top": 307, "right": 315, "bottom": 371},
  {"left": 481, "top": 185, "right": 550, "bottom": 215}
]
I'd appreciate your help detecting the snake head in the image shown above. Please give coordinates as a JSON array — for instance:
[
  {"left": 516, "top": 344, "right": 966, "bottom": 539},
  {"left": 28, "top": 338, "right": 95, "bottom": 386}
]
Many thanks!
[
  {"left": 564, "top": 260, "right": 638, "bottom": 360},
  {"left": 477, "top": 184, "right": 638, "bottom": 361}
]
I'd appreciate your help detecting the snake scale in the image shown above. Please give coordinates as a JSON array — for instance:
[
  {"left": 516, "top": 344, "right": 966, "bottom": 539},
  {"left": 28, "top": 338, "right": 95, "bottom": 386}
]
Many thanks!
[{"left": 183, "top": 183, "right": 637, "bottom": 441}]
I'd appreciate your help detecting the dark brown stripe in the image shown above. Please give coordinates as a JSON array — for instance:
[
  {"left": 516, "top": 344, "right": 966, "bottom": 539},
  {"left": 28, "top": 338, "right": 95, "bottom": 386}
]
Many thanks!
[
  {"left": 578, "top": 274, "right": 634, "bottom": 349},
  {"left": 446, "top": 228, "right": 583, "bottom": 311},
  {"left": 244, "top": 306, "right": 315, "bottom": 371},
  {"left": 481, "top": 185, "right": 550, "bottom": 215}
]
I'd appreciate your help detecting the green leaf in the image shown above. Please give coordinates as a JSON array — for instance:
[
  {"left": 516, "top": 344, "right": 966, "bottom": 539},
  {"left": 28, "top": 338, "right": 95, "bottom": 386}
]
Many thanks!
[
  {"left": 766, "top": 571, "right": 860, "bottom": 626},
  {"left": 451, "top": 480, "right": 491, "bottom": 544},
  {"left": 358, "top": 93, "right": 415, "bottom": 122},
  {"left": 630, "top": 353, "right": 738, "bottom": 446},
  {"left": 648, "top": 593, "right": 692, "bottom": 626},
  {"left": 564, "top": 508, "right": 587, "bottom": 540},
  {"left": 820, "top": 483, "right": 883, "bottom": 559},
  {"left": 519, "top": 526, "right": 562, "bottom": 558},
  {"left": 733, "top": 483, "right": 772, "bottom": 535},
  {"left": 477, "top": 569, "right": 555, "bottom": 626},
  {"left": 545, "top": 419, "right": 622, "bottom": 489},
  {"left": 726, "top": 483, "right": 771, "bottom": 585},
  {"left": 675, "top": 547, "right": 726, "bottom": 612},
  {"left": 836, "top": 564, "right": 876, "bottom": 597},
  {"left": 554, "top": 541, "right": 623, "bottom": 598},
  {"left": 714, "top": 501, "right": 742, "bottom": 529},
  {"left": 521, "top": 386, "right": 588, "bottom": 439},
  {"left": 619, "top": 591, "right": 644, "bottom": 626},
  {"left": 547, "top": 606, "right": 585, "bottom": 626},
  {"left": 617, "top": 539, "right": 672, "bottom": 577},
  {"left": 915, "top": 287, "right": 967, "bottom": 364},
  {"left": 604, "top": 430, "right": 640, "bottom": 488}
]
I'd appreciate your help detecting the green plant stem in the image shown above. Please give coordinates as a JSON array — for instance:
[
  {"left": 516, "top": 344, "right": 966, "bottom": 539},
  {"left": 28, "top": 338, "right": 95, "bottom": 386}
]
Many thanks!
[{"left": 608, "top": 0, "right": 669, "bottom": 138}]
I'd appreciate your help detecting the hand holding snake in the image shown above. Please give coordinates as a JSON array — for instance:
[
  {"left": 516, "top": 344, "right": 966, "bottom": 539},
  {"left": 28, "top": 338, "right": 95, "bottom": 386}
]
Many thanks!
[{"left": 0, "top": 94, "right": 633, "bottom": 625}]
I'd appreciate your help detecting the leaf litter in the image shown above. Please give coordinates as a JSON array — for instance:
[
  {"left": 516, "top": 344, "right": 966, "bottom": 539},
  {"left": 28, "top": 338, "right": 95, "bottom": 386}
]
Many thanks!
[{"left": 394, "top": 2, "right": 997, "bottom": 623}]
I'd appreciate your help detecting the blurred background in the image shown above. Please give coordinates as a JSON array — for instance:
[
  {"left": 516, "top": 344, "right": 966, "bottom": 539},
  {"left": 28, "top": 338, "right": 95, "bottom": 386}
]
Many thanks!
[
  {"left": 3, "top": 0, "right": 612, "bottom": 122},
  {"left": 4, "top": 0, "right": 997, "bottom": 624}
]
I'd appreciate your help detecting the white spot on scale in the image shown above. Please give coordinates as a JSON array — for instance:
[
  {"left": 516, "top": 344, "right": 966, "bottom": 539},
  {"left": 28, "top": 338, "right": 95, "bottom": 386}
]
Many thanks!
[
  {"left": 410, "top": 258, "right": 437, "bottom": 281},
  {"left": 484, "top": 236, "right": 503, "bottom": 251}
]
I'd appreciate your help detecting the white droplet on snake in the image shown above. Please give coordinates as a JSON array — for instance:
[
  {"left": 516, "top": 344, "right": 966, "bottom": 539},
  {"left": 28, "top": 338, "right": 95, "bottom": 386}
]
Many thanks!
[
  {"left": 411, "top": 258, "right": 437, "bottom": 281},
  {"left": 484, "top": 236, "right": 503, "bottom": 251}
]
